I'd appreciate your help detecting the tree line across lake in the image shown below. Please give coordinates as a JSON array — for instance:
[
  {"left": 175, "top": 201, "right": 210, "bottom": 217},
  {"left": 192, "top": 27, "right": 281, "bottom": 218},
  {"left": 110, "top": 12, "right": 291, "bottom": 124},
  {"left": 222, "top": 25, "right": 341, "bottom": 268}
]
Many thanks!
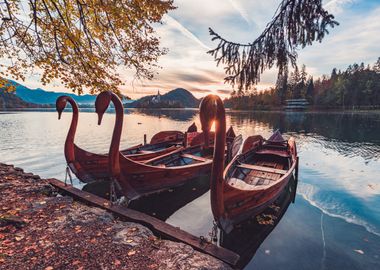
[{"left": 224, "top": 58, "right": 380, "bottom": 110}]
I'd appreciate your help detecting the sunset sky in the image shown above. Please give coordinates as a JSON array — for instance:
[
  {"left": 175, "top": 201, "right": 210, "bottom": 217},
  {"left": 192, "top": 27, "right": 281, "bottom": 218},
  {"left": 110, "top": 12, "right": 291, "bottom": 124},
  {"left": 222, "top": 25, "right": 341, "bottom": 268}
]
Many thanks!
[{"left": 11, "top": 0, "right": 380, "bottom": 99}]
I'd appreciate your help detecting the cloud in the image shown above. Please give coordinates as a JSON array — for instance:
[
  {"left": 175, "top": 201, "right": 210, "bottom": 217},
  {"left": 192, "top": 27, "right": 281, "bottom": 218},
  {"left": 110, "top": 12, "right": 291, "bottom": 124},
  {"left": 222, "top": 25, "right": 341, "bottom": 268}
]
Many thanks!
[
  {"left": 7, "top": 0, "right": 380, "bottom": 100},
  {"left": 162, "top": 15, "right": 211, "bottom": 50},
  {"left": 324, "top": 0, "right": 357, "bottom": 14},
  {"left": 190, "top": 88, "right": 212, "bottom": 93},
  {"left": 172, "top": 73, "right": 219, "bottom": 84},
  {"left": 298, "top": 5, "right": 380, "bottom": 76},
  {"left": 227, "top": 0, "right": 256, "bottom": 28},
  {"left": 217, "top": 89, "right": 233, "bottom": 95}
]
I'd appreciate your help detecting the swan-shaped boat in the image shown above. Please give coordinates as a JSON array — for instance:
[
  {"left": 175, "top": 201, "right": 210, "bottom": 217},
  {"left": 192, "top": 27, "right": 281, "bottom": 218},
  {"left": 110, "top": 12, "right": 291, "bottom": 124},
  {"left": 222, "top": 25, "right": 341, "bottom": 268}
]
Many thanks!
[
  {"left": 56, "top": 95, "right": 194, "bottom": 183},
  {"left": 96, "top": 91, "right": 240, "bottom": 202},
  {"left": 200, "top": 94, "right": 298, "bottom": 233}
]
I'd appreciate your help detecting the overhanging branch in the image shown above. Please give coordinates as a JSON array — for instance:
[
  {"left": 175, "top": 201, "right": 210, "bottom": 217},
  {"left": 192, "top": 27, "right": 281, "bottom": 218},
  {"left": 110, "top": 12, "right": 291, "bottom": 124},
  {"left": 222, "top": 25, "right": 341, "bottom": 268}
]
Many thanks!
[{"left": 208, "top": 0, "right": 339, "bottom": 91}]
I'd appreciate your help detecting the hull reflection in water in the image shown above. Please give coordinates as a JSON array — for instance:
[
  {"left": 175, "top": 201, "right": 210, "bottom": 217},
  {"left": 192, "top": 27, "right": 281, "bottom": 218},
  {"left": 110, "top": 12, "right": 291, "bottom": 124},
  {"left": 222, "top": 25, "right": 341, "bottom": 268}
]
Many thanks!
[
  {"left": 134, "top": 108, "right": 198, "bottom": 122},
  {"left": 82, "top": 174, "right": 210, "bottom": 221},
  {"left": 220, "top": 176, "right": 297, "bottom": 269}
]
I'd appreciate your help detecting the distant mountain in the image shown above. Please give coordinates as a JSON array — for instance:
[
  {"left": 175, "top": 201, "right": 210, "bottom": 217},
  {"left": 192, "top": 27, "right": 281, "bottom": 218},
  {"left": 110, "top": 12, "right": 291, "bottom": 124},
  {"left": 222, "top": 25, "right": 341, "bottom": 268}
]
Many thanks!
[
  {"left": 0, "top": 89, "right": 47, "bottom": 109},
  {"left": 127, "top": 88, "right": 199, "bottom": 108},
  {"left": 12, "top": 81, "right": 96, "bottom": 105},
  {"left": 6, "top": 80, "right": 131, "bottom": 106}
]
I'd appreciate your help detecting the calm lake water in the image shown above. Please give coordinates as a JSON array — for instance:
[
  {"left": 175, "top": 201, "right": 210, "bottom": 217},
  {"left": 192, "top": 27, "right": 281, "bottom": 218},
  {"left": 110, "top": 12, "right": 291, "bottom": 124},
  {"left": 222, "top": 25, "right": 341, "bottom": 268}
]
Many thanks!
[{"left": 1, "top": 109, "right": 379, "bottom": 269}]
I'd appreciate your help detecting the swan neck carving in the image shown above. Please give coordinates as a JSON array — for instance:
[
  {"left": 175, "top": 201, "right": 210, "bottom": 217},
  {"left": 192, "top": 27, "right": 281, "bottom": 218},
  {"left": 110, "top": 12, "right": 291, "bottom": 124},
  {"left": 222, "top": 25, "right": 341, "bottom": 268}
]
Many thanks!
[
  {"left": 109, "top": 93, "right": 124, "bottom": 178},
  {"left": 200, "top": 95, "right": 226, "bottom": 223},
  {"left": 95, "top": 91, "right": 124, "bottom": 179},
  {"left": 56, "top": 96, "right": 79, "bottom": 164}
]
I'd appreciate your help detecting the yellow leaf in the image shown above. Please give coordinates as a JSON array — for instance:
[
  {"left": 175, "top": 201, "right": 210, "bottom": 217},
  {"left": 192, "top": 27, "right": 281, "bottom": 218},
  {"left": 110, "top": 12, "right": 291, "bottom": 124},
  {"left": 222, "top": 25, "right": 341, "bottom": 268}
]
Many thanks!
[
  {"left": 15, "top": 235, "right": 24, "bottom": 241},
  {"left": 127, "top": 250, "right": 136, "bottom": 256}
]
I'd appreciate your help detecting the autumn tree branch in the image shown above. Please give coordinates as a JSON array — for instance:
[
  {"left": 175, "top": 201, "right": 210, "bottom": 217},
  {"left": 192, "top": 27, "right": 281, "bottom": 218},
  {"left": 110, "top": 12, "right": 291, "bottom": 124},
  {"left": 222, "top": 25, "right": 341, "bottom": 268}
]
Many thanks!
[{"left": 0, "top": 0, "right": 175, "bottom": 94}]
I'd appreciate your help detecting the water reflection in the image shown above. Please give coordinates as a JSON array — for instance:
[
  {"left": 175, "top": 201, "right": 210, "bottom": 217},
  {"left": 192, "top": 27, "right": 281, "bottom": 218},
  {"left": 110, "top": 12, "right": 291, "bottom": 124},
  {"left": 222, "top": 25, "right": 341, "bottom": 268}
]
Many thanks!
[
  {"left": 132, "top": 108, "right": 198, "bottom": 122},
  {"left": 1, "top": 109, "right": 379, "bottom": 270},
  {"left": 83, "top": 174, "right": 210, "bottom": 221},
  {"left": 84, "top": 173, "right": 298, "bottom": 270},
  {"left": 220, "top": 177, "right": 297, "bottom": 269},
  {"left": 230, "top": 111, "right": 380, "bottom": 143},
  {"left": 228, "top": 111, "right": 380, "bottom": 160}
]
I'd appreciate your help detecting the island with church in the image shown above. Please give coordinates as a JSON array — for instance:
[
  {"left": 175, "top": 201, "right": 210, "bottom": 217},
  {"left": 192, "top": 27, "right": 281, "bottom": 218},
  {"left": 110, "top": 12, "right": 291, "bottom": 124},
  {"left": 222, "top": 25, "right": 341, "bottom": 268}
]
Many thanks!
[{"left": 125, "top": 88, "right": 200, "bottom": 109}]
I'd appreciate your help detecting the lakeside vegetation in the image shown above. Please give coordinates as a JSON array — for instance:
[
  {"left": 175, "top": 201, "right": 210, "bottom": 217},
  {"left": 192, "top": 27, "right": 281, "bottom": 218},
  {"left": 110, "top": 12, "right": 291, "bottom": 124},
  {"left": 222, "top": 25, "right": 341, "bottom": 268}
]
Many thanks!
[{"left": 225, "top": 58, "right": 380, "bottom": 111}]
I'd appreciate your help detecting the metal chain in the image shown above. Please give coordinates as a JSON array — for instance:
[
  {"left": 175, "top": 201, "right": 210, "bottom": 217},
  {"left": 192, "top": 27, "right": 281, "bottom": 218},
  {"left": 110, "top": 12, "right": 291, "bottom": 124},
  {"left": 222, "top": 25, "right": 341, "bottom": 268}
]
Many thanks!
[
  {"left": 199, "top": 236, "right": 207, "bottom": 245},
  {"left": 210, "top": 220, "right": 218, "bottom": 244}
]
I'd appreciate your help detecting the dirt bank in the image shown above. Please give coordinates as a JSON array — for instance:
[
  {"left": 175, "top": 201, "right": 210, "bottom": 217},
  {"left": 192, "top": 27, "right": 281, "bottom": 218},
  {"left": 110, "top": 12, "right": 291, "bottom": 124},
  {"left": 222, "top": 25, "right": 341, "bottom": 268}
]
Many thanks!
[{"left": 0, "top": 163, "right": 231, "bottom": 270}]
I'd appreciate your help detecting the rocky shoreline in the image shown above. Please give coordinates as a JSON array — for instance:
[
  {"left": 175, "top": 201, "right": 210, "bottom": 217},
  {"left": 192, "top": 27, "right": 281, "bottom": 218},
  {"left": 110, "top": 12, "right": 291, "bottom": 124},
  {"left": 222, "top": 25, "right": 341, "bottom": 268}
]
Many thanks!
[{"left": 0, "top": 163, "right": 231, "bottom": 270}]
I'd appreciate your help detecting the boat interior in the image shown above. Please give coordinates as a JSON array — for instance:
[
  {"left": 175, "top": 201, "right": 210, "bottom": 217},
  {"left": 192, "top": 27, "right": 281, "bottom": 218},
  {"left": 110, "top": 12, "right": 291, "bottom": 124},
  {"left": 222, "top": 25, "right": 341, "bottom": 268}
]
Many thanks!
[
  {"left": 122, "top": 141, "right": 180, "bottom": 155},
  {"left": 227, "top": 144, "right": 292, "bottom": 190},
  {"left": 145, "top": 145, "right": 213, "bottom": 168}
]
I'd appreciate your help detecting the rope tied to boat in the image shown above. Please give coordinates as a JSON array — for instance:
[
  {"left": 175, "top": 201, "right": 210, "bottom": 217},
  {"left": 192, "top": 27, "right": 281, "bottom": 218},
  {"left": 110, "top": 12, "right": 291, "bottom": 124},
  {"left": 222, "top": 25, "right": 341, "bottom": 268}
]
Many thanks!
[
  {"left": 110, "top": 177, "right": 129, "bottom": 206},
  {"left": 110, "top": 178, "right": 118, "bottom": 203},
  {"left": 64, "top": 165, "right": 73, "bottom": 186}
]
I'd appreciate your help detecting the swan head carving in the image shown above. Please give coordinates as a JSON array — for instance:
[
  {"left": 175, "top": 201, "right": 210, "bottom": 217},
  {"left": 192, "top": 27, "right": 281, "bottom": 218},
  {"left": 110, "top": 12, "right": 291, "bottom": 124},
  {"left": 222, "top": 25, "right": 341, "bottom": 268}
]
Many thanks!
[
  {"left": 187, "top": 122, "right": 198, "bottom": 133},
  {"left": 95, "top": 91, "right": 112, "bottom": 125},
  {"left": 56, "top": 96, "right": 70, "bottom": 120},
  {"left": 199, "top": 94, "right": 219, "bottom": 133}
]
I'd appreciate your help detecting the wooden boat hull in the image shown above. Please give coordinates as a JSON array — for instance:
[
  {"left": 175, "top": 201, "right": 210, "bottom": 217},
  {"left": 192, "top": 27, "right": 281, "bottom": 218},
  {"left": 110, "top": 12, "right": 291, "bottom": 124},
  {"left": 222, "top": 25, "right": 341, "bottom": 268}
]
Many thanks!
[
  {"left": 149, "top": 130, "right": 184, "bottom": 145},
  {"left": 69, "top": 129, "right": 235, "bottom": 184},
  {"left": 222, "top": 169, "right": 294, "bottom": 230},
  {"left": 219, "top": 134, "right": 298, "bottom": 232},
  {"left": 57, "top": 94, "right": 192, "bottom": 184},
  {"left": 116, "top": 145, "right": 213, "bottom": 200},
  {"left": 91, "top": 93, "right": 241, "bottom": 204},
  {"left": 69, "top": 143, "right": 181, "bottom": 183},
  {"left": 219, "top": 176, "right": 297, "bottom": 269}
]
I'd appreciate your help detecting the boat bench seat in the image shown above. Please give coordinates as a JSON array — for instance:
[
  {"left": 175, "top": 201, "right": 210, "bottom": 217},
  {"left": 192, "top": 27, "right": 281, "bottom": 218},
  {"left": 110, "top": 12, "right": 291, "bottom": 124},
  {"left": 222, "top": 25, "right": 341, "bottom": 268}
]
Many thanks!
[
  {"left": 156, "top": 164, "right": 166, "bottom": 168},
  {"left": 138, "top": 150, "right": 154, "bottom": 154},
  {"left": 256, "top": 149, "right": 290, "bottom": 157},
  {"left": 228, "top": 177, "right": 272, "bottom": 189},
  {"left": 237, "top": 163, "right": 287, "bottom": 175},
  {"left": 181, "top": 154, "right": 209, "bottom": 162}
]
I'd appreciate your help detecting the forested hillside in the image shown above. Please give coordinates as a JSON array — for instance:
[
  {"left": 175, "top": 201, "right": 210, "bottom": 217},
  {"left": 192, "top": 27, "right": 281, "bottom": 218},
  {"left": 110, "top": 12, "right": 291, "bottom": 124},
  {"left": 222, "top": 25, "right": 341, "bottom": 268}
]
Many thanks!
[
  {"left": 0, "top": 89, "right": 44, "bottom": 109},
  {"left": 225, "top": 58, "right": 380, "bottom": 110},
  {"left": 127, "top": 88, "right": 199, "bottom": 108}
]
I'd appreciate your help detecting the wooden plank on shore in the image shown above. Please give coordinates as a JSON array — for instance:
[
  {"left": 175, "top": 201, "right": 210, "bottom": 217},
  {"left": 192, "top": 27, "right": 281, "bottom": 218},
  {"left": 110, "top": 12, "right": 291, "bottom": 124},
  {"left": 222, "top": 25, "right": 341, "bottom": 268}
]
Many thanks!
[{"left": 48, "top": 178, "right": 239, "bottom": 266}]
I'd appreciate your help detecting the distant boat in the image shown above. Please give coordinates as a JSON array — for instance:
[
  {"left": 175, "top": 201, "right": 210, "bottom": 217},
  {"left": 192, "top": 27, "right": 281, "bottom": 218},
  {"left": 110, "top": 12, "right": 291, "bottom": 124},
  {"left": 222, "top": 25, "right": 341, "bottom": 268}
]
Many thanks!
[{"left": 284, "top": 99, "right": 309, "bottom": 111}]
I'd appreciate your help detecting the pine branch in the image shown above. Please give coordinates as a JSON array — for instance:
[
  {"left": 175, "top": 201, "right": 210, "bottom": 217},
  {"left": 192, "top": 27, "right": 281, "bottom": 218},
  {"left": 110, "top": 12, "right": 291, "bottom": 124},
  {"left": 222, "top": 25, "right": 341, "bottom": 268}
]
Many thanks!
[{"left": 208, "top": 0, "right": 339, "bottom": 92}]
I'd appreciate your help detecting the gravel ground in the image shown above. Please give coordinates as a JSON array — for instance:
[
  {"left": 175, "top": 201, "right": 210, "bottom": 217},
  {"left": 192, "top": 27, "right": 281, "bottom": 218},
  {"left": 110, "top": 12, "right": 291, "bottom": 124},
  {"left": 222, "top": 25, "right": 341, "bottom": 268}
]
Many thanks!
[{"left": 0, "top": 163, "right": 231, "bottom": 270}]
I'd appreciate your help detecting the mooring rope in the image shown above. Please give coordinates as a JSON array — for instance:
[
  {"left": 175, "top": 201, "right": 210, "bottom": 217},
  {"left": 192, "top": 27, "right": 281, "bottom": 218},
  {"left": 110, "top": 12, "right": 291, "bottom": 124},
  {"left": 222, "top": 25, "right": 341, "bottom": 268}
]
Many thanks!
[{"left": 64, "top": 165, "right": 73, "bottom": 186}]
